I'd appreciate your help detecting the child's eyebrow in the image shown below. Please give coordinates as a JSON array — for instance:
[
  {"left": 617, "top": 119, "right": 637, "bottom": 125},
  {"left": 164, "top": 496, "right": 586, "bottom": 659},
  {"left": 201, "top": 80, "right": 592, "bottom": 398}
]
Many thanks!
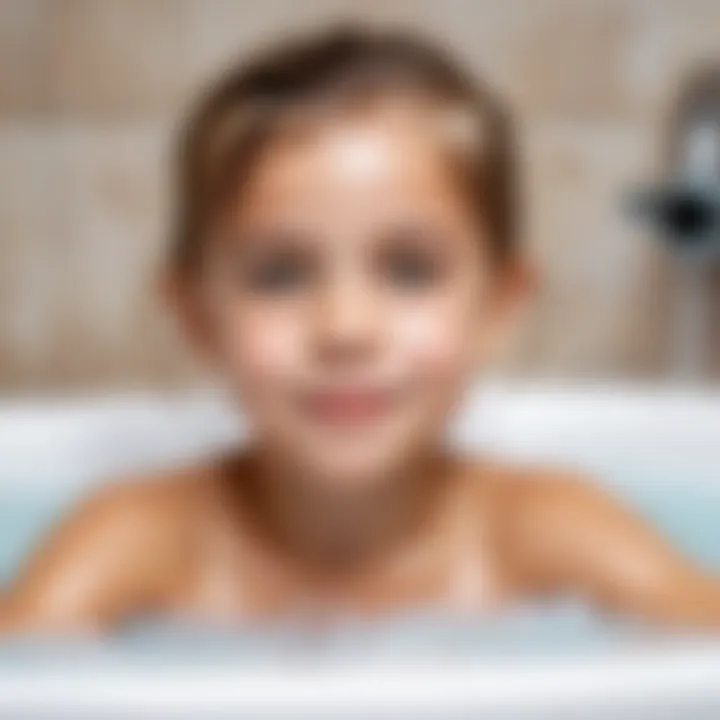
[
  {"left": 375, "top": 219, "right": 449, "bottom": 243},
  {"left": 232, "top": 226, "right": 318, "bottom": 252}
]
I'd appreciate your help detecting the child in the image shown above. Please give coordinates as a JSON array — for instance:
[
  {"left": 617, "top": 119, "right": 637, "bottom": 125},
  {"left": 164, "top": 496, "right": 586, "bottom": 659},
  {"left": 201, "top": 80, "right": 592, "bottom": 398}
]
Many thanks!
[{"left": 2, "top": 26, "right": 719, "bottom": 634}]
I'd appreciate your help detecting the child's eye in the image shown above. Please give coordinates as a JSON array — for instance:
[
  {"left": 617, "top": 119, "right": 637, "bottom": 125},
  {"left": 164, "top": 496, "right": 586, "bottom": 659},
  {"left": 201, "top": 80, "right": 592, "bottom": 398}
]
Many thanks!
[
  {"left": 244, "top": 254, "right": 313, "bottom": 294},
  {"left": 380, "top": 247, "right": 445, "bottom": 289}
]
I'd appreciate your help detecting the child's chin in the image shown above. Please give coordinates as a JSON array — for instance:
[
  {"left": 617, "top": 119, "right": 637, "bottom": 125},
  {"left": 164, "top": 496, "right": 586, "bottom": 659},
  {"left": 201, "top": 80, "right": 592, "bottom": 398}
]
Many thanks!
[{"left": 306, "top": 448, "right": 407, "bottom": 492}]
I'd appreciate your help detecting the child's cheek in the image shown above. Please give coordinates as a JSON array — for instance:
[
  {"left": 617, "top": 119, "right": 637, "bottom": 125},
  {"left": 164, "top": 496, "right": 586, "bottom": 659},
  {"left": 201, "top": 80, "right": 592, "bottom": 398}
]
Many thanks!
[
  {"left": 393, "top": 307, "right": 471, "bottom": 380},
  {"left": 227, "top": 312, "right": 302, "bottom": 381}
]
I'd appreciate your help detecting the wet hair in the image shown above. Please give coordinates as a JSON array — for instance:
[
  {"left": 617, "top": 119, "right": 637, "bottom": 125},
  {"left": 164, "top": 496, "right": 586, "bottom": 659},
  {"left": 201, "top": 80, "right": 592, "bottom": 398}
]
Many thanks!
[{"left": 170, "top": 24, "right": 519, "bottom": 276}]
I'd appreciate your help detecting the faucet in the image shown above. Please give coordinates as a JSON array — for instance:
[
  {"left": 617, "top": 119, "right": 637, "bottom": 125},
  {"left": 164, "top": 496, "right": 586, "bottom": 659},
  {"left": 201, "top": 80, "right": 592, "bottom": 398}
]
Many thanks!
[{"left": 630, "top": 65, "right": 720, "bottom": 380}]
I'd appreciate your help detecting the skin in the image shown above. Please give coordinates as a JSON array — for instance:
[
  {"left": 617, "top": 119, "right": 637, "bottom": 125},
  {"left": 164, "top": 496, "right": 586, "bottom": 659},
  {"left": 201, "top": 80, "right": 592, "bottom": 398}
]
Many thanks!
[{"left": 2, "top": 103, "right": 719, "bottom": 635}]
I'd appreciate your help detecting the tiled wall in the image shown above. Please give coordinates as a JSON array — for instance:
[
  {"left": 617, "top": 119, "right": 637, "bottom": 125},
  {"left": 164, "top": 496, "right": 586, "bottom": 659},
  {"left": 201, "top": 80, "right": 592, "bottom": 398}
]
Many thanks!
[{"left": 2, "top": 0, "right": 719, "bottom": 393}]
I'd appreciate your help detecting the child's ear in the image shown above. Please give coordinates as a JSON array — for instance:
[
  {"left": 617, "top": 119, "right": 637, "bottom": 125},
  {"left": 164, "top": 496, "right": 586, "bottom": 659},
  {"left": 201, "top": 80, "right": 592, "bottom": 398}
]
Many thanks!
[
  {"left": 475, "top": 259, "right": 536, "bottom": 367},
  {"left": 158, "top": 267, "right": 216, "bottom": 362}
]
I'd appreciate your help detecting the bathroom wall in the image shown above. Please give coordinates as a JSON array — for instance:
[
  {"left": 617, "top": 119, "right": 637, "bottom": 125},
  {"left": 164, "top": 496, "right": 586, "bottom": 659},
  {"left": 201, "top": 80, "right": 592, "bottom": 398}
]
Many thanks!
[{"left": 1, "top": 0, "right": 719, "bottom": 394}]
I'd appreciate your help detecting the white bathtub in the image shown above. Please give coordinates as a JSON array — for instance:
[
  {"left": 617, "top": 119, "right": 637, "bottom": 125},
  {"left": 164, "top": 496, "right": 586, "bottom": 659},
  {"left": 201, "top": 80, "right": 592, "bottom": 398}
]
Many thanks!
[{"left": 1, "top": 383, "right": 719, "bottom": 718}]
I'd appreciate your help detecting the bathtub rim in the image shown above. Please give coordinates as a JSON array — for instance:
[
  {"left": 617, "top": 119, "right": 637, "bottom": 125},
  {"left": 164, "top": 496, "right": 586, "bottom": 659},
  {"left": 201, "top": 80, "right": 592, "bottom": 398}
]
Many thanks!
[{"left": 1, "top": 641, "right": 720, "bottom": 715}]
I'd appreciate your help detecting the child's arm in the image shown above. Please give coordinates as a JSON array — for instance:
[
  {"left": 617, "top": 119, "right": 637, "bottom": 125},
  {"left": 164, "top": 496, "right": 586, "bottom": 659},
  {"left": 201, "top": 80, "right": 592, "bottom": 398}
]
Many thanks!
[
  {"left": 507, "top": 472, "right": 720, "bottom": 629},
  {"left": 0, "top": 480, "right": 186, "bottom": 635}
]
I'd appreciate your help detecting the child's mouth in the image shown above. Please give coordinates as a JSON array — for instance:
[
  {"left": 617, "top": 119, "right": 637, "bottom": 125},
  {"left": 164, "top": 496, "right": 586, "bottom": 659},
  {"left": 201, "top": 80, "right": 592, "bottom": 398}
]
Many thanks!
[{"left": 302, "top": 386, "right": 398, "bottom": 427}]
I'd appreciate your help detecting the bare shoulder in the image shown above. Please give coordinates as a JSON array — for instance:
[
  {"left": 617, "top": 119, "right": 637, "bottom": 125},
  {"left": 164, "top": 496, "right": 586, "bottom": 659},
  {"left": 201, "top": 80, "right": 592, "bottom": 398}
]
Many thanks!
[
  {"left": 495, "top": 463, "right": 657, "bottom": 549},
  {"left": 471, "top": 459, "right": 599, "bottom": 511},
  {"left": 1, "top": 463, "right": 217, "bottom": 633},
  {"left": 475, "top": 460, "right": 720, "bottom": 629},
  {"left": 46, "top": 464, "right": 213, "bottom": 561},
  {"left": 41, "top": 470, "right": 200, "bottom": 577},
  {"left": 83, "top": 464, "right": 214, "bottom": 531},
  {"left": 472, "top": 461, "right": 629, "bottom": 590}
]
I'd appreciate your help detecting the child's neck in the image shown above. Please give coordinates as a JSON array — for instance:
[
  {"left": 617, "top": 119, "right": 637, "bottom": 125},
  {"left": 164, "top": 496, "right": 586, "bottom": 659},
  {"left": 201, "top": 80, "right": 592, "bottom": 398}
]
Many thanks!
[{"left": 227, "top": 446, "right": 461, "bottom": 579}]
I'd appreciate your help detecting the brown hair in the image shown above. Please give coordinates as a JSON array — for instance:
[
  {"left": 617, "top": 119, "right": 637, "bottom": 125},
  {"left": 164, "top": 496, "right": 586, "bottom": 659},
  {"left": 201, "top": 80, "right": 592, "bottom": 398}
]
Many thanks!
[{"left": 171, "top": 25, "right": 519, "bottom": 276}]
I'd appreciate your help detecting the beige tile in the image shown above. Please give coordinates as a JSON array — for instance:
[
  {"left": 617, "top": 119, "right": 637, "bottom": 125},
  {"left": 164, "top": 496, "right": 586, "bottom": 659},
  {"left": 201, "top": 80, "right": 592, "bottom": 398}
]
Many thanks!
[
  {"left": 46, "top": 123, "right": 186, "bottom": 387},
  {"left": 0, "top": 126, "right": 58, "bottom": 387},
  {"left": 0, "top": 0, "right": 47, "bottom": 116},
  {"left": 622, "top": 0, "right": 720, "bottom": 121},
  {"left": 509, "top": 120, "right": 670, "bottom": 378},
  {"left": 506, "top": 0, "right": 639, "bottom": 120},
  {"left": 45, "top": 0, "right": 194, "bottom": 118},
  {"left": 711, "top": 267, "right": 720, "bottom": 379}
]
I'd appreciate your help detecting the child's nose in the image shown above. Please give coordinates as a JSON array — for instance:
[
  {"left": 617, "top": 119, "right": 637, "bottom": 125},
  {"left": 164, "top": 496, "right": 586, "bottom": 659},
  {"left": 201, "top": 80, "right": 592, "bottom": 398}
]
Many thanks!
[{"left": 313, "top": 280, "right": 381, "bottom": 361}]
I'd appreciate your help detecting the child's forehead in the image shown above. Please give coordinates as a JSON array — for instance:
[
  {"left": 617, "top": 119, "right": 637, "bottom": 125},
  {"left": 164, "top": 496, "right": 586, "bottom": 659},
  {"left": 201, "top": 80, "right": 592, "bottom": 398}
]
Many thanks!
[
  {"left": 234, "top": 102, "right": 479, "bottom": 212},
  {"left": 267, "top": 95, "right": 481, "bottom": 161}
]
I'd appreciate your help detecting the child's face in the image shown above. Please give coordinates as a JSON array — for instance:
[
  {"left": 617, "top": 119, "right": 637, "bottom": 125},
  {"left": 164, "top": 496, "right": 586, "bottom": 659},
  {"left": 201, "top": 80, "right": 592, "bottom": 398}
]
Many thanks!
[{"left": 191, "top": 107, "right": 521, "bottom": 488}]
